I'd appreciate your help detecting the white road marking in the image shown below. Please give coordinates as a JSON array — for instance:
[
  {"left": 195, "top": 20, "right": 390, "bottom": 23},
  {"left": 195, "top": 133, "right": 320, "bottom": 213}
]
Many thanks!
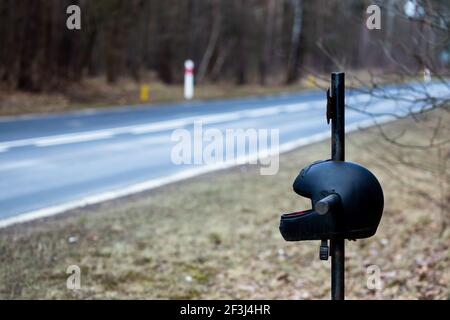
[
  {"left": 34, "top": 131, "right": 115, "bottom": 147},
  {"left": 0, "top": 99, "right": 359, "bottom": 151}
]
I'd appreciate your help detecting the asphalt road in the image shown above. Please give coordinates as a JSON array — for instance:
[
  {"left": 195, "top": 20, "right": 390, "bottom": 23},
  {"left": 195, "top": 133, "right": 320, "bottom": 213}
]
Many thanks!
[{"left": 0, "top": 81, "right": 448, "bottom": 227}]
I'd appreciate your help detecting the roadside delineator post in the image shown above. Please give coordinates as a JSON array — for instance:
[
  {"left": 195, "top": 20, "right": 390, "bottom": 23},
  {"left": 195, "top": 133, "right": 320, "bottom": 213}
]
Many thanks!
[{"left": 184, "top": 60, "right": 194, "bottom": 100}]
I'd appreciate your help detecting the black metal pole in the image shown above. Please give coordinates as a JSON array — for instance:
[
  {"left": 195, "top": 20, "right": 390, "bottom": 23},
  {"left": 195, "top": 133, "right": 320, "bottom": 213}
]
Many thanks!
[{"left": 330, "top": 72, "right": 345, "bottom": 300}]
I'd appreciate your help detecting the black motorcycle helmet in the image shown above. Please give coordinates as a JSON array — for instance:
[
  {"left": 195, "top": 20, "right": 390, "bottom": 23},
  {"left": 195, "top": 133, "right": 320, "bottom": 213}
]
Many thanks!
[{"left": 279, "top": 160, "right": 384, "bottom": 241}]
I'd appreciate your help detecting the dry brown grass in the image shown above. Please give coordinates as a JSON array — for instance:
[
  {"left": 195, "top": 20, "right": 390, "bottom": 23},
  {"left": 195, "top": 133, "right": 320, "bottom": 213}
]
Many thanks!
[
  {"left": 0, "top": 70, "right": 411, "bottom": 116},
  {"left": 0, "top": 109, "right": 448, "bottom": 299},
  {"left": 0, "top": 77, "right": 309, "bottom": 116}
]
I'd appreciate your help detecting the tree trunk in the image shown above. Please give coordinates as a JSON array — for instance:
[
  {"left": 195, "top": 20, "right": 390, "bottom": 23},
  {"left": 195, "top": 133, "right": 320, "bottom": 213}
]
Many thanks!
[
  {"left": 197, "top": 0, "right": 221, "bottom": 83},
  {"left": 286, "top": 0, "right": 303, "bottom": 84},
  {"left": 260, "top": 0, "right": 276, "bottom": 85}
]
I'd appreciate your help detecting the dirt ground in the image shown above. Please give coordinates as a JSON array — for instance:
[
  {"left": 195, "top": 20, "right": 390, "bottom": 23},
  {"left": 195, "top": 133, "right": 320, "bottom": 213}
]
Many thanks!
[{"left": 0, "top": 109, "right": 448, "bottom": 299}]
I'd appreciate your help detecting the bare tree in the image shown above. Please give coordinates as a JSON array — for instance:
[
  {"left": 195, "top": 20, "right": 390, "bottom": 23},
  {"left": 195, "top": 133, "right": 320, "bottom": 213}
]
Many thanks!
[{"left": 286, "top": 0, "right": 303, "bottom": 84}]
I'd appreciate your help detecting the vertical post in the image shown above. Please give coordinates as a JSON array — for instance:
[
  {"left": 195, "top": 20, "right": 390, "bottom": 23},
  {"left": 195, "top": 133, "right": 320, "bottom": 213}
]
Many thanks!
[
  {"left": 184, "top": 60, "right": 195, "bottom": 100},
  {"left": 330, "top": 72, "right": 345, "bottom": 300}
]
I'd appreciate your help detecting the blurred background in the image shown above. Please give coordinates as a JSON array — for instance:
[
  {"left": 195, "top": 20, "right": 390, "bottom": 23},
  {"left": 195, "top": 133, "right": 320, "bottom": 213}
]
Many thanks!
[{"left": 0, "top": 0, "right": 449, "bottom": 113}]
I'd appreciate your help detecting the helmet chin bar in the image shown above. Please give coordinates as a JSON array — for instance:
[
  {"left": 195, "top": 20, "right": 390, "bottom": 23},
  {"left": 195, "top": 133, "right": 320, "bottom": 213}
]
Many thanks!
[{"left": 280, "top": 192, "right": 343, "bottom": 261}]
